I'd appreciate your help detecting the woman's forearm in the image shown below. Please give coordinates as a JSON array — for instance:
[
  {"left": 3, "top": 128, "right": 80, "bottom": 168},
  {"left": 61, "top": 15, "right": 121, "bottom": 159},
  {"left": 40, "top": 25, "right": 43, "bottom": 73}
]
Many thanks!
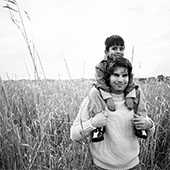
[
  {"left": 70, "top": 97, "right": 96, "bottom": 141},
  {"left": 70, "top": 118, "right": 95, "bottom": 141}
]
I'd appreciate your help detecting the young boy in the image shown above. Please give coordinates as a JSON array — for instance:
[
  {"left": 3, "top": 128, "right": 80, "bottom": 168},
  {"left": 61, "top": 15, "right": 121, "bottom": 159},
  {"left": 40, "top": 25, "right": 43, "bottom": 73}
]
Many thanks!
[{"left": 95, "top": 35, "right": 137, "bottom": 112}]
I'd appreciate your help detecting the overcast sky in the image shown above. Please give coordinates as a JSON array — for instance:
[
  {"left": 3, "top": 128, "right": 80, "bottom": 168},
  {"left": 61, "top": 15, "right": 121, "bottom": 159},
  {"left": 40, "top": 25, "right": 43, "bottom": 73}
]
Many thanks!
[{"left": 0, "top": 0, "right": 170, "bottom": 80}]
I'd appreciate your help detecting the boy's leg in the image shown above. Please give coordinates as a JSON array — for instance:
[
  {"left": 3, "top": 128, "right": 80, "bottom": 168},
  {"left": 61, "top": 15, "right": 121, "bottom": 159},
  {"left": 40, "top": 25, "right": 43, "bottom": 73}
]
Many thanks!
[
  {"left": 106, "top": 98, "right": 116, "bottom": 111},
  {"left": 124, "top": 97, "right": 134, "bottom": 110}
]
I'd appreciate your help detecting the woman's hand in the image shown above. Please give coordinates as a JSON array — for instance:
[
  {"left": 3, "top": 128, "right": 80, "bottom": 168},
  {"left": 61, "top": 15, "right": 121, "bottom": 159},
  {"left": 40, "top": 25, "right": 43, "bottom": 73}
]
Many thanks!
[
  {"left": 91, "top": 111, "right": 108, "bottom": 128},
  {"left": 132, "top": 114, "right": 153, "bottom": 130}
]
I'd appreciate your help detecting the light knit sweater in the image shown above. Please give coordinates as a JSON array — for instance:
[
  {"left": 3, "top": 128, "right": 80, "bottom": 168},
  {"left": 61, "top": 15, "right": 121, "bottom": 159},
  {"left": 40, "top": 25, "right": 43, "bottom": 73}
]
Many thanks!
[{"left": 70, "top": 87, "right": 154, "bottom": 170}]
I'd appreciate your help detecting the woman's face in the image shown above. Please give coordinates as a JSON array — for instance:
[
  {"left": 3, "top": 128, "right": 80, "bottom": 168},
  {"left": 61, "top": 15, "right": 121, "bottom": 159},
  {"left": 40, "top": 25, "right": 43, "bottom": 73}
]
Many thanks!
[{"left": 109, "top": 66, "right": 129, "bottom": 94}]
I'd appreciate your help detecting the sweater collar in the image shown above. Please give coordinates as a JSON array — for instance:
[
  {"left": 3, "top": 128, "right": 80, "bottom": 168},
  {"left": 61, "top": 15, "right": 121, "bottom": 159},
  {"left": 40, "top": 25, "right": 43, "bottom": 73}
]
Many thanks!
[{"left": 100, "top": 89, "right": 124, "bottom": 100}]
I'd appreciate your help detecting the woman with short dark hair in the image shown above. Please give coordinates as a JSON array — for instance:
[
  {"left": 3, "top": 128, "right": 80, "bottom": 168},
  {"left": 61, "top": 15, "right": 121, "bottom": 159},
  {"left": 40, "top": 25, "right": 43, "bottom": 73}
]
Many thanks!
[{"left": 70, "top": 57, "right": 154, "bottom": 170}]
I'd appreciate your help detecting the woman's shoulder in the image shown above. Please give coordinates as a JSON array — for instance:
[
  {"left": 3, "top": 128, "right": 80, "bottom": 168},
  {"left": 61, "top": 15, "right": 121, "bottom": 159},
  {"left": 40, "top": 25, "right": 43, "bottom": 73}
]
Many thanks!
[
  {"left": 87, "top": 86, "right": 106, "bottom": 112},
  {"left": 88, "top": 86, "right": 100, "bottom": 99}
]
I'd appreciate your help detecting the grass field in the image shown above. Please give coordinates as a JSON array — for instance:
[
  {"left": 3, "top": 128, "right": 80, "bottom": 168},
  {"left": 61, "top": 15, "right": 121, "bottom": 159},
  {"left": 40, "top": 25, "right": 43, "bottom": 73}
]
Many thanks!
[{"left": 0, "top": 78, "right": 170, "bottom": 170}]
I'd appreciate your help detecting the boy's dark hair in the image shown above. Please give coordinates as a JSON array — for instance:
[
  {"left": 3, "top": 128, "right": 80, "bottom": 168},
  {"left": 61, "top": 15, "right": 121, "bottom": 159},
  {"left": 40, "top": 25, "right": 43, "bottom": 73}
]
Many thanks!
[
  {"left": 105, "top": 35, "right": 125, "bottom": 51},
  {"left": 104, "top": 57, "right": 132, "bottom": 89}
]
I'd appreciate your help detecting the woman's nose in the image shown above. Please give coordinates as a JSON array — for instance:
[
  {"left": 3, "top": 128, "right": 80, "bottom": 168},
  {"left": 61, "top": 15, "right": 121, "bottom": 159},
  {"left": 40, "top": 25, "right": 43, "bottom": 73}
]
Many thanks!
[{"left": 118, "top": 76, "right": 124, "bottom": 82}]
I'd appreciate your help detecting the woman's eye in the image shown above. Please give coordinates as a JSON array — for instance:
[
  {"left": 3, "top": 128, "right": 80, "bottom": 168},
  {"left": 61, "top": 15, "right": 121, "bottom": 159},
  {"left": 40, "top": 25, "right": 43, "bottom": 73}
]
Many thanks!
[
  {"left": 113, "top": 73, "right": 119, "bottom": 77},
  {"left": 122, "top": 74, "right": 128, "bottom": 77}
]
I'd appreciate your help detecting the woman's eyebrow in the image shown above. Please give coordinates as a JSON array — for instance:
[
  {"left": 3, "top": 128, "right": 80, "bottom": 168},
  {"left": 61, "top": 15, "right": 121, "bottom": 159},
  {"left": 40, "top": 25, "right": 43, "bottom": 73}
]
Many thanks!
[{"left": 113, "top": 73, "right": 120, "bottom": 76}]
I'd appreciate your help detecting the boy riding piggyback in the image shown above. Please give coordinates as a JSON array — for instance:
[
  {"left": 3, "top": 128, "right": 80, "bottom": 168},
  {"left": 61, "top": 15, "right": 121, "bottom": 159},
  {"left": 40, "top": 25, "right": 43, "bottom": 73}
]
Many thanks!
[
  {"left": 92, "top": 35, "right": 149, "bottom": 141},
  {"left": 95, "top": 35, "right": 137, "bottom": 112}
]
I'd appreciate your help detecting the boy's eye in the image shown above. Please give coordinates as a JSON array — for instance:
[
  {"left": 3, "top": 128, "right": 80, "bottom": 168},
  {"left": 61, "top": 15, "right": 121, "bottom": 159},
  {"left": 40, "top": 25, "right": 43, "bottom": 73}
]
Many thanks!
[
  {"left": 111, "top": 46, "right": 125, "bottom": 51},
  {"left": 112, "top": 47, "right": 118, "bottom": 51},
  {"left": 119, "top": 46, "right": 125, "bottom": 51}
]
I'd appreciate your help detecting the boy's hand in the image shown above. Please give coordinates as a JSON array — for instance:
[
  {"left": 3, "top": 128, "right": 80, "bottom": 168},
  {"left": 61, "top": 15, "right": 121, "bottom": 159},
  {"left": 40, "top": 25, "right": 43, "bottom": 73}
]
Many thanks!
[
  {"left": 91, "top": 111, "right": 108, "bottom": 128},
  {"left": 125, "top": 97, "right": 134, "bottom": 110},
  {"left": 132, "top": 114, "right": 153, "bottom": 130}
]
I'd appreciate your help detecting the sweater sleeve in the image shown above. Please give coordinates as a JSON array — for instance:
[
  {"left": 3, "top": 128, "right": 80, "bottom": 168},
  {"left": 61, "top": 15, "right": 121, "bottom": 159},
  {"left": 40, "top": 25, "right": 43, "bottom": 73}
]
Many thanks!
[
  {"left": 138, "top": 87, "right": 146, "bottom": 113},
  {"left": 138, "top": 87, "right": 155, "bottom": 134},
  {"left": 70, "top": 87, "right": 106, "bottom": 141},
  {"left": 70, "top": 97, "right": 96, "bottom": 141}
]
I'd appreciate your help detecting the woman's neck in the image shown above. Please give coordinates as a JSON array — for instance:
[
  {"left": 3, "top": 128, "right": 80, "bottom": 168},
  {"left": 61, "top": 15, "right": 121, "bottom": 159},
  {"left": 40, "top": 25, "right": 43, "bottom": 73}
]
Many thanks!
[
  {"left": 110, "top": 92, "right": 124, "bottom": 101},
  {"left": 110, "top": 88, "right": 124, "bottom": 95}
]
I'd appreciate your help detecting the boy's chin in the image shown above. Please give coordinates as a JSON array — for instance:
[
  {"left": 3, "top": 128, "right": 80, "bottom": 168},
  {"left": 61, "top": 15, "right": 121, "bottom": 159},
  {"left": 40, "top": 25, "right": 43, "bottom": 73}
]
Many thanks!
[
  {"left": 115, "top": 54, "right": 124, "bottom": 58},
  {"left": 109, "top": 54, "right": 124, "bottom": 58}
]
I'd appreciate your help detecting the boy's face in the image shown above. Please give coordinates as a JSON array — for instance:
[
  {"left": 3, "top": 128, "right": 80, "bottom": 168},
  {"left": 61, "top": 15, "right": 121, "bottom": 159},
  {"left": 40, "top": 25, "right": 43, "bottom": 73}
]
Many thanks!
[
  {"left": 106, "top": 45, "right": 125, "bottom": 59},
  {"left": 109, "top": 66, "right": 129, "bottom": 94}
]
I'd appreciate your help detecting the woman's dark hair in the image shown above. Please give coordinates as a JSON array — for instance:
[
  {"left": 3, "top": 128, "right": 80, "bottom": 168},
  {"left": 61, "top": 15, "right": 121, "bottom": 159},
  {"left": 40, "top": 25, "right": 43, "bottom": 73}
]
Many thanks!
[
  {"left": 105, "top": 35, "right": 125, "bottom": 52},
  {"left": 104, "top": 57, "right": 133, "bottom": 90}
]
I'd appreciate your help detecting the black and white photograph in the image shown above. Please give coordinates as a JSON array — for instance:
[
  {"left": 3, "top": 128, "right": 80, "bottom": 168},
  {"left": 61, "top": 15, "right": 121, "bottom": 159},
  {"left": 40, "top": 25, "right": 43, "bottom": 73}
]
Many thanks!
[{"left": 0, "top": 0, "right": 170, "bottom": 169}]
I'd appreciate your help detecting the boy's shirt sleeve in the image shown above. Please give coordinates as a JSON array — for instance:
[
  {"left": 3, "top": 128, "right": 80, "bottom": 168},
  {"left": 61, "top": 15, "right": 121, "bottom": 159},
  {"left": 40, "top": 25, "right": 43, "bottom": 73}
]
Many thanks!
[{"left": 95, "top": 60, "right": 110, "bottom": 91}]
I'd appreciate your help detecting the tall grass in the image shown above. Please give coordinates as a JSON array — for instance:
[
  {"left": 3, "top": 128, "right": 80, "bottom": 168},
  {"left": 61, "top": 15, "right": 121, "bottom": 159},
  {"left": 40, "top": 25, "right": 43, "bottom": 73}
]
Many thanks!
[{"left": 0, "top": 79, "right": 169, "bottom": 170}]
